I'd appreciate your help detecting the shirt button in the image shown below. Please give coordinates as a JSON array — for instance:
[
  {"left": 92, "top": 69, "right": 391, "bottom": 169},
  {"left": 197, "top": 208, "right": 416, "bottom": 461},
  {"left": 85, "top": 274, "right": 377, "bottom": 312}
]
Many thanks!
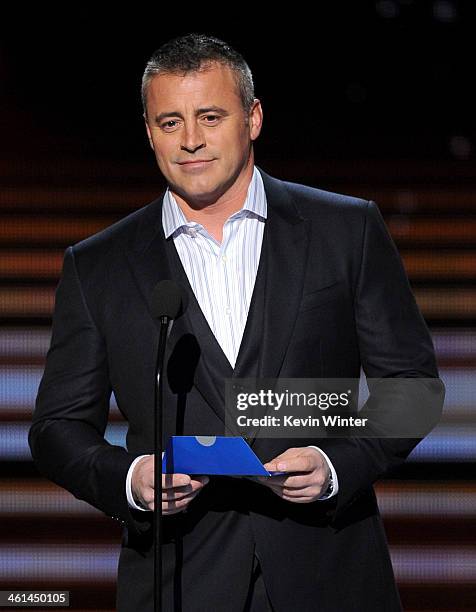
[
  {"left": 225, "top": 308, "right": 231, "bottom": 315},
  {"left": 222, "top": 255, "right": 227, "bottom": 263}
]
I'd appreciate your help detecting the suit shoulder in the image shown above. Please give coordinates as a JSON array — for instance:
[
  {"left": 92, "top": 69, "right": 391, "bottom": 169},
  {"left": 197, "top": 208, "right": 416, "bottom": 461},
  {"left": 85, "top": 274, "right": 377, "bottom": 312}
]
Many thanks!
[
  {"left": 282, "top": 179, "right": 370, "bottom": 216},
  {"left": 71, "top": 194, "right": 163, "bottom": 259}
]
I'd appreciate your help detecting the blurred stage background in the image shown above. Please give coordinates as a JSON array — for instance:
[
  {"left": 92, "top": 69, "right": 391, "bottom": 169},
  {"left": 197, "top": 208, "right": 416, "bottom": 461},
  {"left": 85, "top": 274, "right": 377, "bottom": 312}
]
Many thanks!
[{"left": 1, "top": 4, "right": 475, "bottom": 611}]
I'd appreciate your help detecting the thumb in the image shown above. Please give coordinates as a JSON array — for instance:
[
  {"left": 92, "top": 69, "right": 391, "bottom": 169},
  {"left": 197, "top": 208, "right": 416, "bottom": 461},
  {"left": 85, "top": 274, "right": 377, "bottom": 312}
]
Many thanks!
[{"left": 263, "top": 448, "right": 296, "bottom": 471}]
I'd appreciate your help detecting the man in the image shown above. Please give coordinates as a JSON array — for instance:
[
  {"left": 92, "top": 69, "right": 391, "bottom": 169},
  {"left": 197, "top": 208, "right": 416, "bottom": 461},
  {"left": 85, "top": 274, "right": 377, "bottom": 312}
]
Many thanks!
[{"left": 29, "top": 33, "right": 443, "bottom": 611}]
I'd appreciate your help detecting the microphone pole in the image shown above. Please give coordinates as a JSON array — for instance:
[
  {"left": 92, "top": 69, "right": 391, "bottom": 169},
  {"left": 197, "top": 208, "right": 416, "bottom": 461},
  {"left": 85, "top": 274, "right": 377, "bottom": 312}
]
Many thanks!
[{"left": 151, "top": 280, "right": 185, "bottom": 612}]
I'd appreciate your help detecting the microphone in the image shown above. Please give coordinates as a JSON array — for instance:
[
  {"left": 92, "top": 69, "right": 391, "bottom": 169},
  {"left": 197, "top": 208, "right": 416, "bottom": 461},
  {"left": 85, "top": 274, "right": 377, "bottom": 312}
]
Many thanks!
[
  {"left": 151, "top": 279, "right": 187, "bottom": 321},
  {"left": 151, "top": 280, "right": 187, "bottom": 612}
]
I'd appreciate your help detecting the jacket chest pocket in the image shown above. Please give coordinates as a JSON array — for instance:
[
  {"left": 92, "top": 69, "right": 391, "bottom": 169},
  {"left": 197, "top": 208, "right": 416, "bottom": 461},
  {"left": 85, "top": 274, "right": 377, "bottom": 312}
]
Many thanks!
[{"left": 299, "top": 281, "right": 345, "bottom": 313}]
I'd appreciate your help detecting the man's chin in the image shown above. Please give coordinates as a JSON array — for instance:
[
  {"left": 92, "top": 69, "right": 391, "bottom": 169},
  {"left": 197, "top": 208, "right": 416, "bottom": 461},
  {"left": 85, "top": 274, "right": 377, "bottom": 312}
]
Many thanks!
[{"left": 170, "top": 181, "right": 227, "bottom": 208}]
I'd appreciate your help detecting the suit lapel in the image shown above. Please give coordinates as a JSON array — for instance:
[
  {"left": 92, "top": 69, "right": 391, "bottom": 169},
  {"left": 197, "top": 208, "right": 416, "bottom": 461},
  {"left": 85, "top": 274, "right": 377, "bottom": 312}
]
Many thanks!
[
  {"left": 231, "top": 168, "right": 310, "bottom": 446},
  {"left": 124, "top": 195, "right": 182, "bottom": 347},
  {"left": 255, "top": 168, "right": 310, "bottom": 380},
  {"left": 231, "top": 225, "right": 267, "bottom": 379}
]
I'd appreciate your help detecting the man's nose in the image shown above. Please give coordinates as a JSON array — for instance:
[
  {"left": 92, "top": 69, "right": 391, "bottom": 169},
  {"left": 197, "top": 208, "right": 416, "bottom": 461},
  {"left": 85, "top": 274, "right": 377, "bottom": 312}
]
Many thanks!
[{"left": 180, "top": 123, "right": 205, "bottom": 153}]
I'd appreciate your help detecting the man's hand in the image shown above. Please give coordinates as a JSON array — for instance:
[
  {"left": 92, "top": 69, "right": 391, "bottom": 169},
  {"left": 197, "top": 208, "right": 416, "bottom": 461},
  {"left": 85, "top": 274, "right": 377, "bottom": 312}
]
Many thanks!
[
  {"left": 131, "top": 455, "right": 210, "bottom": 515},
  {"left": 258, "top": 447, "right": 330, "bottom": 503}
]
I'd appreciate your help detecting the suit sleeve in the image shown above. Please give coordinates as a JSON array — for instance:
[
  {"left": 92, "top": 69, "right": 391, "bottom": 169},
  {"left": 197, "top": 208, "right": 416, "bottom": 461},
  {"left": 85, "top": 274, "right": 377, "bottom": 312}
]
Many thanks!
[
  {"left": 28, "top": 246, "right": 152, "bottom": 537},
  {"left": 316, "top": 200, "right": 444, "bottom": 523}
]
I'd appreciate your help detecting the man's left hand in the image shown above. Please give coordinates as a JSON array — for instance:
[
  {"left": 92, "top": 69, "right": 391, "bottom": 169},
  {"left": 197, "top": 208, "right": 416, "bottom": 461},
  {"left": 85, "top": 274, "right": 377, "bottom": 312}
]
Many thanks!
[{"left": 258, "top": 447, "right": 331, "bottom": 503}]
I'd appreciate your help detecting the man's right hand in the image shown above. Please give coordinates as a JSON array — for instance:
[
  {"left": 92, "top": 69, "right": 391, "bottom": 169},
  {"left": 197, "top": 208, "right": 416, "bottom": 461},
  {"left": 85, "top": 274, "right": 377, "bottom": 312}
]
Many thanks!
[{"left": 131, "top": 455, "right": 210, "bottom": 515}]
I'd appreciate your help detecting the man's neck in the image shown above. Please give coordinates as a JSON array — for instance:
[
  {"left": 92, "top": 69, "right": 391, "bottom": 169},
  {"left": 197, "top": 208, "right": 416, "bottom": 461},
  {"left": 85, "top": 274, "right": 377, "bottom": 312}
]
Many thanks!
[{"left": 171, "top": 160, "right": 254, "bottom": 243}]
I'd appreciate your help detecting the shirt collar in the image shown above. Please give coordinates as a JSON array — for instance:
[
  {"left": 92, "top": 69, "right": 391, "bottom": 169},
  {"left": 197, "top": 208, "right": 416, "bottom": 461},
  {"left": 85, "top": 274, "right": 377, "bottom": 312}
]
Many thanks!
[{"left": 162, "top": 165, "right": 267, "bottom": 239}]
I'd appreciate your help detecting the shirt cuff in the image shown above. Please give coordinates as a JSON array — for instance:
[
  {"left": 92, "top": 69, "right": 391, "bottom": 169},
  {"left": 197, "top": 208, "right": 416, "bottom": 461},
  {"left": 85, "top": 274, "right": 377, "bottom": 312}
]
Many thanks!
[
  {"left": 126, "top": 454, "right": 152, "bottom": 511},
  {"left": 307, "top": 445, "right": 339, "bottom": 500}
]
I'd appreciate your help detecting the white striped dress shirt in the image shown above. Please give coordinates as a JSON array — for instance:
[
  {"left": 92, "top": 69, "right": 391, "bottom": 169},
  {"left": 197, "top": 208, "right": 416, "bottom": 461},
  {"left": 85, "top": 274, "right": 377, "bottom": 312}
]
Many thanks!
[{"left": 162, "top": 165, "right": 266, "bottom": 368}]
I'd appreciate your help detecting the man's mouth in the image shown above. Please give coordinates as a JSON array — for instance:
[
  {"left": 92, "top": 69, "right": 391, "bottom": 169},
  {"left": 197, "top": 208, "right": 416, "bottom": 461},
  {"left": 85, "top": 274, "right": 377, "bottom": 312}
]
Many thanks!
[{"left": 177, "top": 159, "right": 215, "bottom": 165}]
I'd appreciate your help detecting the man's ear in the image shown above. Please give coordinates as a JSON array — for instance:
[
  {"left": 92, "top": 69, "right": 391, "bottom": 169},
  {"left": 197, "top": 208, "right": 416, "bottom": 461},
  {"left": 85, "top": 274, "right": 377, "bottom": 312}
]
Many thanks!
[
  {"left": 249, "top": 99, "right": 263, "bottom": 142},
  {"left": 143, "top": 114, "right": 154, "bottom": 151}
]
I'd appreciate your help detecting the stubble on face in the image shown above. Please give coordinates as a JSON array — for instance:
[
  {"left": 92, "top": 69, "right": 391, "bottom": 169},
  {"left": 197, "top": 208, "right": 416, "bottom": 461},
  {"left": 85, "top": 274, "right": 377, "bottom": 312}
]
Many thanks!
[{"left": 144, "top": 62, "right": 262, "bottom": 215}]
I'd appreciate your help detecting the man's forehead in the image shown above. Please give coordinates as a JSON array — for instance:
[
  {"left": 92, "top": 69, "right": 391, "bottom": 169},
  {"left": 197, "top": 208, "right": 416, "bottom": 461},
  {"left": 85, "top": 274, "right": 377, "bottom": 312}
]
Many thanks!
[
  {"left": 147, "top": 65, "right": 241, "bottom": 110},
  {"left": 149, "top": 64, "right": 236, "bottom": 95}
]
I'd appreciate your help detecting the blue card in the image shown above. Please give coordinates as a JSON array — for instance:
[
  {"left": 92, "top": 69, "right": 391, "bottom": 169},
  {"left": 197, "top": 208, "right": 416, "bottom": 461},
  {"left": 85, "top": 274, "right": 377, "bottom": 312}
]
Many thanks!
[{"left": 161, "top": 436, "right": 286, "bottom": 476}]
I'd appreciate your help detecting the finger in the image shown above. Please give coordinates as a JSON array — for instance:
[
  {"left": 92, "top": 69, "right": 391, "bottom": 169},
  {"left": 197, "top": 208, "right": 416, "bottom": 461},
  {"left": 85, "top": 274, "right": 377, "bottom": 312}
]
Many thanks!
[
  {"left": 164, "top": 490, "right": 199, "bottom": 506},
  {"left": 281, "top": 485, "right": 322, "bottom": 498},
  {"left": 270, "top": 454, "right": 317, "bottom": 474},
  {"left": 258, "top": 472, "right": 308, "bottom": 486},
  {"left": 259, "top": 478, "right": 325, "bottom": 499},
  {"left": 259, "top": 477, "right": 314, "bottom": 494},
  {"left": 149, "top": 500, "right": 195, "bottom": 513},
  {"left": 162, "top": 490, "right": 200, "bottom": 513},
  {"left": 262, "top": 478, "right": 314, "bottom": 493},
  {"left": 157, "top": 476, "right": 209, "bottom": 509},
  {"left": 262, "top": 448, "right": 302, "bottom": 472},
  {"left": 281, "top": 494, "right": 315, "bottom": 504},
  {"left": 162, "top": 473, "right": 192, "bottom": 489},
  {"left": 162, "top": 479, "right": 206, "bottom": 500},
  {"left": 275, "top": 471, "right": 329, "bottom": 492},
  {"left": 162, "top": 483, "right": 193, "bottom": 500},
  {"left": 192, "top": 475, "right": 210, "bottom": 485},
  {"left": 273, "top": 473, "right": 319, "bottom": 488}
]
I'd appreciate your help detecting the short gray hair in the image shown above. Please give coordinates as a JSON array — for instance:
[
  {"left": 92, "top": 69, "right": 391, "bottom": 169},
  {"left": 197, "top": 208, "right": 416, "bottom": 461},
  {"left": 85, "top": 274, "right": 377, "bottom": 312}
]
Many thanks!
[{"left": 141, "top": 33, "right": 255, "bottom": 117}]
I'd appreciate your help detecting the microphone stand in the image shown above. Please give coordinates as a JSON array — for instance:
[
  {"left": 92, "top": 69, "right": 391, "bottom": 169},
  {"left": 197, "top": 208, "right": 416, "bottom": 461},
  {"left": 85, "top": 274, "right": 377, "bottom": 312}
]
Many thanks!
[{"left": 154, "top": 315, "right": 169, "bottom": 612}]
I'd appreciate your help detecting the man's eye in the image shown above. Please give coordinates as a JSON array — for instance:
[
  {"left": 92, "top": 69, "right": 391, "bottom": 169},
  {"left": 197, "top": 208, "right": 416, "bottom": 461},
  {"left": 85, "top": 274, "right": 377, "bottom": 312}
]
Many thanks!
[
  {"left": 203, "top": 115, "right": 219, "bottom": 123},
  {"left": 161, "top": 120, "right": 179, "bottom": 130}
]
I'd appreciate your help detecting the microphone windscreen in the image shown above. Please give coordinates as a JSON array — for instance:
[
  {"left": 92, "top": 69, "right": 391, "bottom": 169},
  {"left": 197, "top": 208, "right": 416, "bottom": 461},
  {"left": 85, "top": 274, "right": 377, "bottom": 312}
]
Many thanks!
[{"left": 151, "top": 280, "right": 186, "bottom": 319}]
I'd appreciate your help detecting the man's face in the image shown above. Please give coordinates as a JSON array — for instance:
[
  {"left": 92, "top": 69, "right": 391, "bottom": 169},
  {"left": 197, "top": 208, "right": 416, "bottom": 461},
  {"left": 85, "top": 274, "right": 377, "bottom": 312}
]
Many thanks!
[{"left": 144, "top": 62, "right": 262, "bottom": 206}]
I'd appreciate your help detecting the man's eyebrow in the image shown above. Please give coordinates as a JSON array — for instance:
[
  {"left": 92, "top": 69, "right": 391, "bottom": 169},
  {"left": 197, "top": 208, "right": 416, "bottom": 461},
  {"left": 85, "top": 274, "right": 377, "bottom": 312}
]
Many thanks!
[{"left": 154, "top": 106, "right": 230, "bottom": 123}]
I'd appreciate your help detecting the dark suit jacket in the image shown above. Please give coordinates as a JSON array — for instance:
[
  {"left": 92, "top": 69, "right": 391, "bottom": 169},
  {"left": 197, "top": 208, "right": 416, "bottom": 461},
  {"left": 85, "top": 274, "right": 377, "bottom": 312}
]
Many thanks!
[{"left": 29, "top": 167, "right": 444, "bottom": 612}]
